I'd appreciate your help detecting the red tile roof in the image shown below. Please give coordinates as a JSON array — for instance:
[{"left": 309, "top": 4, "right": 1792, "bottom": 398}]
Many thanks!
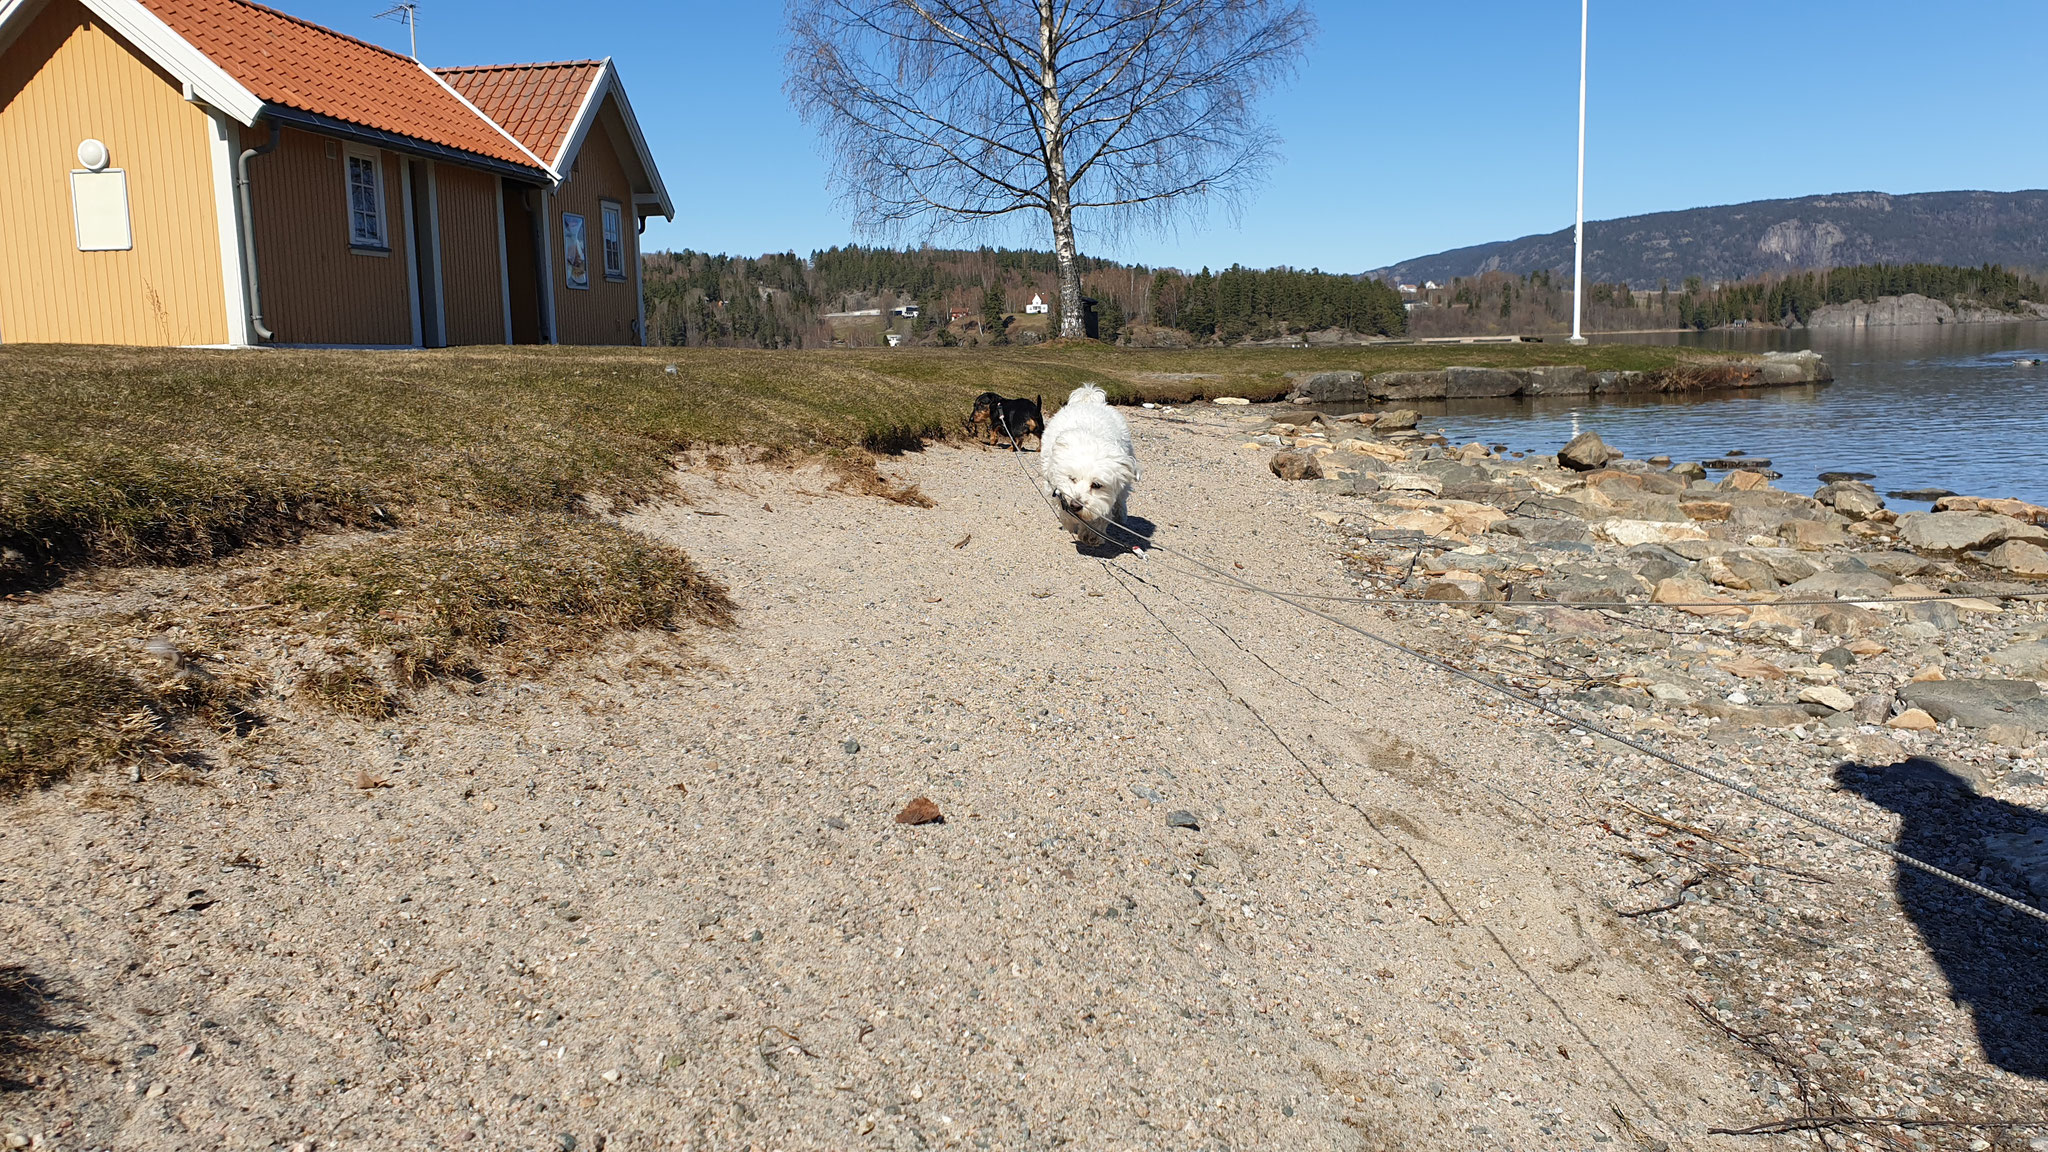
[
  {"left": 139, "top": 0, "right": 540, "bottom": 170},
  {"left": 437, "top": 61, "right": 604, "bottom": 170}
]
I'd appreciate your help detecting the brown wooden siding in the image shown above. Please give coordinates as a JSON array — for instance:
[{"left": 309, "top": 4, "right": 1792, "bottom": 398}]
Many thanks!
[
  {"left": 433, "top": 163, "right": 505, "bottom": 345},
  {"left": 502, "top": 182, "right": 543, "bottom": 344},
  {"left": 243, "top": 125, "right": 413, "bottom": 345},
  {"left": 550, "top": 106, "right": 640, "bottom": 346},
  {"left": 0, "top": 0, "right": 228, "bottom": 345}
]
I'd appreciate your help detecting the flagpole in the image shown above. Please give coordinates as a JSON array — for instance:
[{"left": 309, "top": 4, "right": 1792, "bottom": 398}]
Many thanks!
[{"left": 1568, "top": 0, "right": 1588, "bottom": 345}]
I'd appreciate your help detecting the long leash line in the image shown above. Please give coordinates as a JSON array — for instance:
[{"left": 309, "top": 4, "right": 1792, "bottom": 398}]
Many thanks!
[
  {"left": 1098, "top": 556, "right": 1688, "bottom": 1147},
  {"left": 997, "top": 410, "right": 2048, "bottom": 927},
  {"left": 1092, "top": 512, "right": 2048, "bottom": 927}
]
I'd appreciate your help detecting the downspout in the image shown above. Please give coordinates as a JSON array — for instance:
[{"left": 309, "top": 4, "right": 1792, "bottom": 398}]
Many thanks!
[
  {"left": 236, "top": 120, "right": 281, "bottom": 342},
  {"left": 634, "top": 213, "right": 649, "bottom": 345}
]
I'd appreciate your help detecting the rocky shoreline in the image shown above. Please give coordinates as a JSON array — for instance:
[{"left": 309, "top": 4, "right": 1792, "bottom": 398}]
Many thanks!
[
  {"left": 1283, "top": 350, "right": 1832, "bottom": 405},
  {"left": 1240, "top": 403, "right": 2048, "bottom": 1132},
  {"left": 1252, "top": 404, "right": 2048, "bottom": 881}
]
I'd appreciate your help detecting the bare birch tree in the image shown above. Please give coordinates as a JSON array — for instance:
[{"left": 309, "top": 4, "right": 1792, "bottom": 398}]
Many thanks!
[{"left": 787, "top": 0, "right": 1314, "bottom": 338}]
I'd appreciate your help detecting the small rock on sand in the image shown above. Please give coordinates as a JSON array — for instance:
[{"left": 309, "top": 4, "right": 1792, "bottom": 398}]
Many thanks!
[
  {"left": 1888, "top": 709, "right": 1939, "bottom": 731},
  {"left": 894, "top": 797, "right": 945, "bottom": 825}
]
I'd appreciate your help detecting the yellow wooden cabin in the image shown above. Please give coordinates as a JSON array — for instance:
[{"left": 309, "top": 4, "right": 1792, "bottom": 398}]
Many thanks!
[{"left": 0, "top": 0, "right": 673, "bottom": 346}]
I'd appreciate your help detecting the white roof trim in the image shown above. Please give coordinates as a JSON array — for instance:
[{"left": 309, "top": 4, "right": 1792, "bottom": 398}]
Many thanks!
[
  {"left": 551, "top": 57, "right": 611, "bottom": 171},
  {"left": 5, "top": 0, "right": 270, "bottom": 125},
  {"left": 421, "top": 62, "right": 556, "bottom": 179},
  {"left": 555, "top": 59, "right": 672, "bottom": 221}
]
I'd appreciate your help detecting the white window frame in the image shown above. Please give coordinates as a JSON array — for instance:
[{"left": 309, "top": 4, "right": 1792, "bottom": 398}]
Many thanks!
[
  {"left": 600, "top": 200, "right": 625, "bottom": 282},
  {"left": 344, "top": 148, "right": 389, "bottom": 252}
]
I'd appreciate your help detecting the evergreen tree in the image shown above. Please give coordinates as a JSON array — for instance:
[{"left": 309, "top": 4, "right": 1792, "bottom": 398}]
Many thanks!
[
  {"left": 981, "top": 284, "right": 1008, "bottom": 344},
  {"left": 1098, "top": 295, "right": 1124, "bottom": 343}
]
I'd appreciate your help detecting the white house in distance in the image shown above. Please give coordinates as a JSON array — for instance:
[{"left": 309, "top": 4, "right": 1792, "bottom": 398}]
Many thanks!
[{"left": 1024, "top": 294, "right": 1049, "bottom": 315}]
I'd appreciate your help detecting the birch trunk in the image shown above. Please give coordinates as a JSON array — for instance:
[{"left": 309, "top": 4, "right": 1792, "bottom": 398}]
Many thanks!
[{"left": 1038, "top": 1, "right": 1084, "bottom": 338}]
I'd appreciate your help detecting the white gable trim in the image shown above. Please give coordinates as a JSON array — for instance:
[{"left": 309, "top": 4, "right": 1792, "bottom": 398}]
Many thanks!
[
  {"left": 0, "top": 0, "right": 268, "bottom": 124},
  {"left": 421, "top": 63, "right": 555, "bottom": 177},
  {"left": 555, "top": 59, "right": 673, "bottom": 220}
]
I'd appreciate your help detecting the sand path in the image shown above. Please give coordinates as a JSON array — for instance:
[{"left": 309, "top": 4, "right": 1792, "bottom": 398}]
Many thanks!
[{"left": 3, "top": 407, "right": 1777, "bottom": 1150}]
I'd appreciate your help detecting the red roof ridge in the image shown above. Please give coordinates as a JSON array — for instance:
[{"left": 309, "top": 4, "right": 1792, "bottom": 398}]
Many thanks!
[{"left": 436, "top": 60, "right": 606, "bottom": 74}]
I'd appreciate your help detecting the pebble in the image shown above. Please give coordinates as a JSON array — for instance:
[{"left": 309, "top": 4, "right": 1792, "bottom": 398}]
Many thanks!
[
  {"left": 842, "top": 739, "right": 861, "bottom": 754},
  {"left": 1166, "top": 810, "right": 1202, "bottom": 830},
  {"left": 894, "top": 797, "right": 944, "bottom": 825}
]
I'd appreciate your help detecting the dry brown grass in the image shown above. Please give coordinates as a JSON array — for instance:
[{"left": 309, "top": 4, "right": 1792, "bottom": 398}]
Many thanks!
[
  {"left": 0, "top": 634, "right": 168, "bottom": 791},
  {"left": 264, "top": 513, "right": 733, "bottom": 706}
]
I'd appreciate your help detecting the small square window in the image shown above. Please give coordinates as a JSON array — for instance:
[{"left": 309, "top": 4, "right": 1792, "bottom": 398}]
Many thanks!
[
  {"left": 601, "top": 201, "right": 625, "bottom": 281},
  {"left": 346, "top": 153, "right": 386, "bottom": 249}
]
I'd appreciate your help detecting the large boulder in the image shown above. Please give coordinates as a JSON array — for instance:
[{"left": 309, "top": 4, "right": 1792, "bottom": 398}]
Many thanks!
[
  {"left": 1521, "top": 365, "right": 1592, "bottom": 396},
  {"left": 1815, "top": 481, "right": 1885, "bottom": 520},
  {"left": 1988, "top": 641, "right": 2048, "bottom": 679},
  {"left": 1787, "top": 570, "right": 1894, "bottom": 600},
  {"left": 1933, "top": 495, "right": 2048, "bottom": 525},
  {"left": 1984, "top": 539, "right": 2048, "bottom": 577},
  {"left": 1284, "top": 370, "right": 1368, "bottom": 403},
  {"left": 1369, "top": 371, "right": 1448, "bottom": 401},
  {"left": 1440, "top": 367, "right": 1525, "bottom": 398},
  {"left": 1558, "top": 431, "right": 1624, "bottom": 472},
  {"left": 1597, "top": 520, "right": 1709, "bottom": 548},
  {"left": 1268, "top": 450, "right": 1323, "bottom": 481},
  {"left": 1897, "top": 511, "right": 2048, "bottom": 554},
  {"left": 1898, "top": 679, "right": 2048, "bottom": 732},
  {"left": 1756, "top": 349, "right": 1834, "bottom": 383},
  {"left": 1778, "top": 518, "right": 1851, "bottom": 551}
]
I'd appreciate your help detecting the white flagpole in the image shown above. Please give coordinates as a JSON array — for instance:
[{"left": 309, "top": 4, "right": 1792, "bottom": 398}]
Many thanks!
[{"left": 1568, "top": 0, "right": 1589, "bottom": 345}]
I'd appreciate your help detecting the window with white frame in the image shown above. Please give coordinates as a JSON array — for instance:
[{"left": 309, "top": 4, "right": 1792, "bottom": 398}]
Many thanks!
[
  {"left": 346, "top": 152, "right": 387, "bottom": 249},
  {"left": 600, "top": 201, "right": 625, "bottom": 281}
]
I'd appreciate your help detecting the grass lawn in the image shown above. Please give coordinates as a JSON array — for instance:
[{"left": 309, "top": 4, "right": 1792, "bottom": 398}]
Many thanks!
[
  {"left": 0, "top": 339, "right": 1720, "bottom": 781},
  {"left": 0, "top": 340, "right": 1718, "bottom": 582}
]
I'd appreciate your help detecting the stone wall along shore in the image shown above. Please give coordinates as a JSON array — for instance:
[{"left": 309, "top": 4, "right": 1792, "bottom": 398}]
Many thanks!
[{"left": 1284, "top": 350, "right": 1832, "bottom": 405}]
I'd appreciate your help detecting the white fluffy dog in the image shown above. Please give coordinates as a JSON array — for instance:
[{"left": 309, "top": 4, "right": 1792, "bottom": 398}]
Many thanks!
[{"left": 1039, "top": 384, "right": 1139, "bottom": 546}]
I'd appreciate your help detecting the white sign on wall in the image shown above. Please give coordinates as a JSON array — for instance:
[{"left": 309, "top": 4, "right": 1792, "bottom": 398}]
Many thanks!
[{"left": 71, "top": 169, "right": 132, "bottom": 251}]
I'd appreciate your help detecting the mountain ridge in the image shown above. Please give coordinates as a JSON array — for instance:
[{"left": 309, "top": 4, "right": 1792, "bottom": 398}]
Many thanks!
[{"left": 1370, "top": 190, "right": 2048, "bottom": 289}]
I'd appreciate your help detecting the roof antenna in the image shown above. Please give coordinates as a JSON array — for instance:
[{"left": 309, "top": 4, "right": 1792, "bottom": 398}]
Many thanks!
[{"left": 374, "top": 2, "right": 418, "bottom": 59}]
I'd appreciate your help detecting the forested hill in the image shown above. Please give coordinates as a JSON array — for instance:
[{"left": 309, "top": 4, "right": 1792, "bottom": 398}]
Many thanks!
[
  {"left": 639, "top": 246, "right": 1404, "bottom": 348},
  {"left": 1371, "top": 190, "right": 2048, "bottom": 289}
]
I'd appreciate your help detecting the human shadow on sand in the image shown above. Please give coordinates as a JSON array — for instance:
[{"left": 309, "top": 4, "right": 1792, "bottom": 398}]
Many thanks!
[
  {"left": 1834, "top": 758, "right": 2048, "bottom": 1079},
  {"left": 0, "top": 965, "right": 70, "bottom": 1093},
  {"left": 1077, "top": 515, "right": 1156, "bottom": 558}
]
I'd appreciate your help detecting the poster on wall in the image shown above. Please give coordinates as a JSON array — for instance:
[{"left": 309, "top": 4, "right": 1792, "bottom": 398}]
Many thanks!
[{"left": 562, "top": 213, "right": 590, "bottom": 290}]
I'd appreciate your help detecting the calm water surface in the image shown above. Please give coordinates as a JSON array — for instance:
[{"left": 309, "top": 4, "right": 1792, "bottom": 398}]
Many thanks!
[{"left": 1400, "top": 322, "right": 2048, "bottom": 507}]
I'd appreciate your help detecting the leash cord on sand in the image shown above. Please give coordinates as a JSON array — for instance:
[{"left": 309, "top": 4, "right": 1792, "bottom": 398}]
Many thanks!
[{"left": 994, "top": 411, "right": 2048, "bottom": 927}]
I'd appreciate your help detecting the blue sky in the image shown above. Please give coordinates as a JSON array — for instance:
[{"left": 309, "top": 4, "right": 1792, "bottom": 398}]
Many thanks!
[{"left": 294, "top": 0, "right": 2048, "bottom": 273}]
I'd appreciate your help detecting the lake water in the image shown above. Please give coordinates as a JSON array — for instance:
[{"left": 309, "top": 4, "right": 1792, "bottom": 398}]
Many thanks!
[{"left": 1403, "top": 321, "right": 2048, "bottom": 508}]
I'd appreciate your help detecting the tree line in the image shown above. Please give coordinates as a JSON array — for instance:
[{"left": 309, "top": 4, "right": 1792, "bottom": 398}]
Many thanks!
[
  {"left": 640, "top": 246, "right": 1406, "bottom": 348},
  {"left": 1150, "top": 265, "right": 1406, "bottom": 343}
]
